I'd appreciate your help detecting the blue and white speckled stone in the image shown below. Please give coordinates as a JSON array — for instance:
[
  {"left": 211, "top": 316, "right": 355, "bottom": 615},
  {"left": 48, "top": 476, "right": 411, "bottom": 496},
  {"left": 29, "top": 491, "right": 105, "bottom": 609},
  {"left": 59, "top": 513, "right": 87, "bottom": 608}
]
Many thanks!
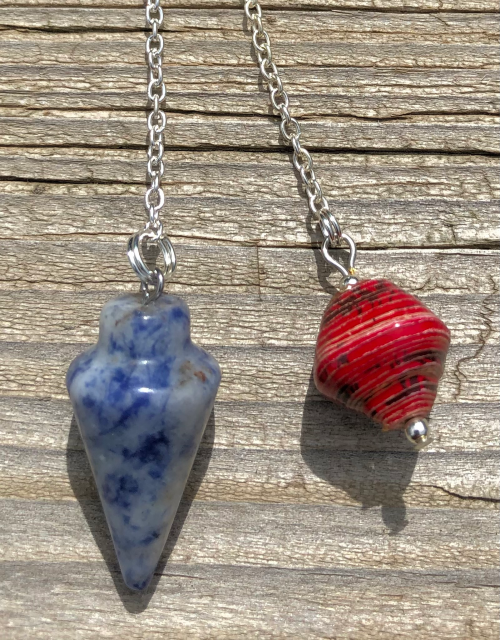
[{"left": 66, "top": 293, "right": 221, "bottom": 591}]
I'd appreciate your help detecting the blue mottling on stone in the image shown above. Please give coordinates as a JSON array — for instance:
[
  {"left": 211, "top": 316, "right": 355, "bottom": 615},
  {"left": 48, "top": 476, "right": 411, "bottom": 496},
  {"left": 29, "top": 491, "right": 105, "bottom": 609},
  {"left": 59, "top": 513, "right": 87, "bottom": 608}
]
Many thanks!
[{"left": 66, "top": 293, "right": 221, "bottom": 591}]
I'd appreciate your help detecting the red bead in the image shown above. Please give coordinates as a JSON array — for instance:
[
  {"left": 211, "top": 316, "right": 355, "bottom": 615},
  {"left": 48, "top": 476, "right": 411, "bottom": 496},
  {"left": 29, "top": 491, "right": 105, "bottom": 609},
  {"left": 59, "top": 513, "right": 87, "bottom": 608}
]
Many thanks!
[{"left": 313, "top": 279, "right": 451, "bottom": 431}]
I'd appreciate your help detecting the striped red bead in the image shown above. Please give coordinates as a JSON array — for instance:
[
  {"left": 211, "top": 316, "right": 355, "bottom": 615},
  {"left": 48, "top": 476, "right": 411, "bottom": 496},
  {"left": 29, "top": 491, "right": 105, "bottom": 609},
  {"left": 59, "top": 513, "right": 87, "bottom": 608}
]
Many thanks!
[{"left": 313, "top": 279, "right": 451, "bottom": 431}]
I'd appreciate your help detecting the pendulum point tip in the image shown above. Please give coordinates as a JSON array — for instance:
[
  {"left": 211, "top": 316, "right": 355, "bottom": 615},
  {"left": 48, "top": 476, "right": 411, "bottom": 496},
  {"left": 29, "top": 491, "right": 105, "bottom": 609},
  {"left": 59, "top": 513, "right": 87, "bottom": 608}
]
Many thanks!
[{"left": 405, "top": 417, "right": 432, "bottom": 449}]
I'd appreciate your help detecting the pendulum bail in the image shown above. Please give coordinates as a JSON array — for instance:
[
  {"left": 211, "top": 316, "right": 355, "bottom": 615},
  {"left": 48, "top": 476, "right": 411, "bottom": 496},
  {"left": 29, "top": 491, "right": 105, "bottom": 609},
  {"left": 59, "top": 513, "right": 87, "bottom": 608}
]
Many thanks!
[
  {"left": 244, "top": 0, "right": 358, "bottom": 289},
  {"left": 128, "top": 0, "right": 176, "bottom": 304}
]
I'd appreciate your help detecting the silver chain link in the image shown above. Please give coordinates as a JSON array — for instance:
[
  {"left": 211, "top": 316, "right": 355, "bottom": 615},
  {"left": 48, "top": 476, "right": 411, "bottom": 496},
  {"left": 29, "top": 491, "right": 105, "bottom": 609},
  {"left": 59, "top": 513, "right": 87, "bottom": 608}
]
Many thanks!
[
  {"left": 244, "top": 0, "right": 357, "bottom": 280},
  {"left": 128, "top": 0, "right": 176, "bottom": 303}
]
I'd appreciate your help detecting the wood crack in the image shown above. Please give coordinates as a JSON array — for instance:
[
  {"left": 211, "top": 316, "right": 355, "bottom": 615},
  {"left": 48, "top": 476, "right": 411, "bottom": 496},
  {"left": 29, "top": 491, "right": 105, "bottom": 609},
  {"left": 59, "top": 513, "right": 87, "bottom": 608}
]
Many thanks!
[
  {"left": 452, "top": 274, "right": 499, "bottom": 401},
  {"left": 424, "top": 484, "right": 500, "bottom": 504}
]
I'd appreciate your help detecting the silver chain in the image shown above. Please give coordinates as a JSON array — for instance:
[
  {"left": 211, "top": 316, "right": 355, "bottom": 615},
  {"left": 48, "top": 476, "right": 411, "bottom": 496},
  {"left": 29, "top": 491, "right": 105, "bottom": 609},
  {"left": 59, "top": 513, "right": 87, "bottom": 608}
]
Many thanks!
[
  {"left": 244, "top": 0, "right": 357, "bottom": 281},
  {"left": 128, "top": 0, "right": 176, "bottom": 303}
]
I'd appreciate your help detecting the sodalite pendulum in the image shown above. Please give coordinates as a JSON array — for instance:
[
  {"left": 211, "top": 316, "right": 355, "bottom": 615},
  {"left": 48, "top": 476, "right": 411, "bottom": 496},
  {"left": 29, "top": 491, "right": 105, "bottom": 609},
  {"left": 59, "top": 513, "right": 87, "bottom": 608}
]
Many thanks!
[
  {"left": 67, "top": 0, "right": 220, "bottom": 591},
  {"left": 67, "top": 294, "right": 220, "bottom": 590}
]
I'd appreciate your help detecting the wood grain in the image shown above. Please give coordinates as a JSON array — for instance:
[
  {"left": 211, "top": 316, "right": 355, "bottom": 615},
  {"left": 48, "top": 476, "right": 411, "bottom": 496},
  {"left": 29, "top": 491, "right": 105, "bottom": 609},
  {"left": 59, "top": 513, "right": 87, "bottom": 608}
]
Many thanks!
[
  {"left": 1, "top": 109, "right": 498, "bottom": 152},
  {"left": 0, "top": 1, "right": 498, "bottom": 638},
  {"left": 1, "top": 562, "right": 497, "bottom": 640},
  {"left": 1, "top": 291, "right": 497, "bottom": 346},
  {"left": 1, "top": 36, "right": 496, "bottom": 70},
  {"left": 0, "top": 337, "right": 496, "bottom": 405},
  {"left": 0, "top": 9, "right": 497, "bottom": 40},
  {"left": 1, "top": 396, "right": 498, "bottom": 453},
  {"left": 2, "top": 66, "right": 498, "bottom": 117},
  {"left": 0, "top": 151, "right": 498, "bottom": 247},
  {"left": 1, "top": 500, "right": 498, "bottom": 566}
]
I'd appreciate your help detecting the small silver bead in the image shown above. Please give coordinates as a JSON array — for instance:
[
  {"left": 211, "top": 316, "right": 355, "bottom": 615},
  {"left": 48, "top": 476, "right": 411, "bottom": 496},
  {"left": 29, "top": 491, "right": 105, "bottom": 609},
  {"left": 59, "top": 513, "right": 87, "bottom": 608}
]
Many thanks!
[
  {"left": 405, "top": 417, "right": 431, "bottom": 449},
  {"left": 342, "top": 275, "right": 359, "bottom": 290}
]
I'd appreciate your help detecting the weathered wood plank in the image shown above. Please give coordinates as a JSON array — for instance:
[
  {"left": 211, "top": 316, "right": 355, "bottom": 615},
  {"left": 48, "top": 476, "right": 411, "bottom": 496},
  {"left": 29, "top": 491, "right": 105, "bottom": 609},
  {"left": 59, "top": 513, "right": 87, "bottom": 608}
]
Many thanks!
[
  {"left": 1, "top": 500, "right": 498, "bottom": 567},
  {"left": 0, "top": 240, "right": 259, "bottom": 293},
  {"left": 0, "top": 32, "right": 495, "bottom": 69},
  {"left": 0, "top": 291, "right": 497, "bottom": 347},
  {"left": 0, "top": 562, "right": 497, "bottom": 640},
  {"left": 0, "top": 148, "right": 498, "bottom": 195},
  {"left": 1, "top": 442, "right": 498, "bottom": 506},
  {"left": 0, "top": 110, "right": 497, "bottom": 152},
  {"left": 1, "top": 396, "right": 497, "bottom": 453},
  {"left": 259, "top": 247, "right": 500, "bottom": 294},
  {"left": 0, "top": 9, "right": 497, "bottom": 44},
  {"left": 1, "top": 65, "right": 498, "bottom": 117},
  {"left": 0, "top": 150, "right": 498, "bottom": 247},
  {"left": 0, "top": 338, "right": 496, "bottom": 405},
  {"left": 1, "top": 243, "right": 497, "bottom": 294}
]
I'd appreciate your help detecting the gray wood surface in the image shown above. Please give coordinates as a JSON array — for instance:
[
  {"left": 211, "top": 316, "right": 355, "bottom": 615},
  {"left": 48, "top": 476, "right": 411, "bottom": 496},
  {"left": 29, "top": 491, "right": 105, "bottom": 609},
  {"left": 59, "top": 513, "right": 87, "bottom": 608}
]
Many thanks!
[{"left": 0, "top": 1, "right": 498, "bottom": 638}]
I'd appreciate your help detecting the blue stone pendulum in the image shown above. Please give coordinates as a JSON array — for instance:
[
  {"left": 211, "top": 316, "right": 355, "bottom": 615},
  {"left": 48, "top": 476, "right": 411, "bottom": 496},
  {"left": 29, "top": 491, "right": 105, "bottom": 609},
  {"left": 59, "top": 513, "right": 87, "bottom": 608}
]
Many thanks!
[
  {"left": 67, "top": 0, "right": 222, "bottom": 591},
  {"left": 66, "top": 293, "right": 221, "bottom": 590}
]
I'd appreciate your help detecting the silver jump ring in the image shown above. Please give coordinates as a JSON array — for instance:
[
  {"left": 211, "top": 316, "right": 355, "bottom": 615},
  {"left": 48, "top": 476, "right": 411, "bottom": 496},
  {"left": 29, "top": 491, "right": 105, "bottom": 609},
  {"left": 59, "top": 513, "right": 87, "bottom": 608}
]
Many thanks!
[
  {"left": 318, "top": 209, "right": 342, "bottom": 244},
  {"left": 127, "top": 230, "right": 176, "bottom": 302},
  {"left": 321, "top": 232, "right": 357, "bottom": 278}
]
